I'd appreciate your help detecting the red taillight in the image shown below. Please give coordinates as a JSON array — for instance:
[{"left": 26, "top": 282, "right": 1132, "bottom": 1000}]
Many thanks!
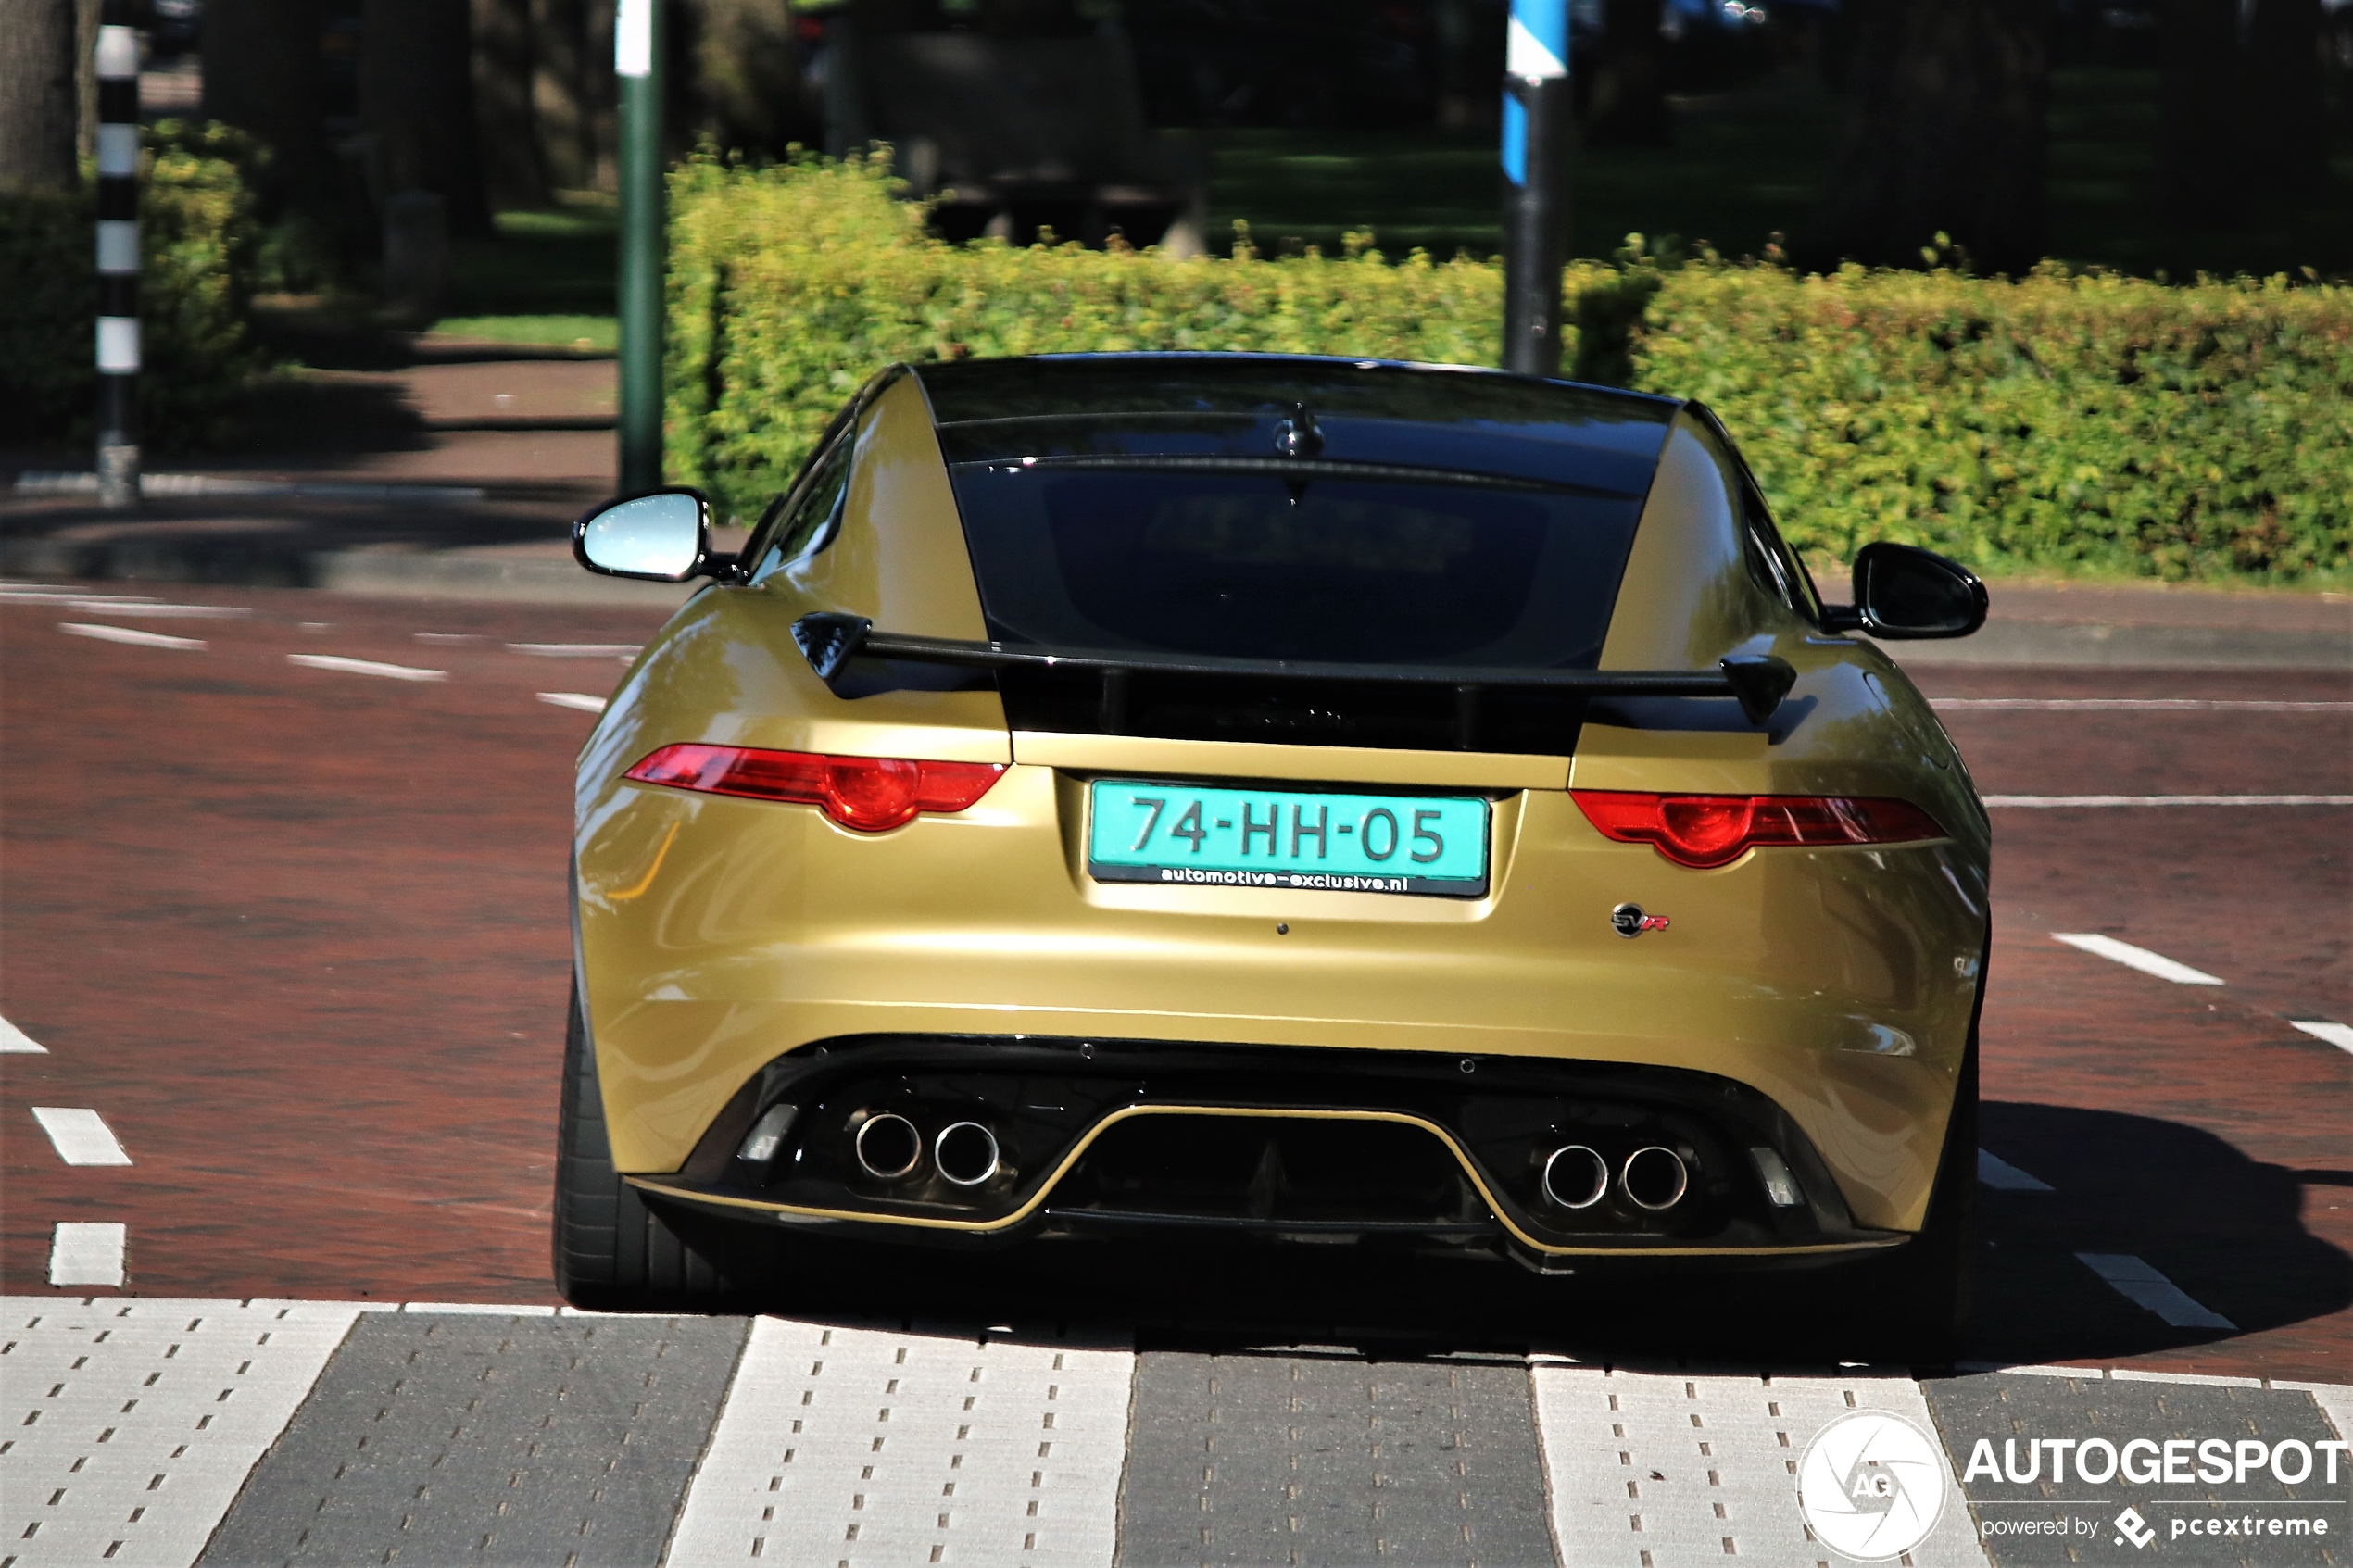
[
  {"left": 624, "top": 744, "right": 1005, "bottom": 833},
  {"left": 1571, "top": 790, "right": 1945, "bottom": 869}
]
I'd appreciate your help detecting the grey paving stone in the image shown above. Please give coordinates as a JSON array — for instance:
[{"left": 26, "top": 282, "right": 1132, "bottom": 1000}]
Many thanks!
[
  {"left": 195, "top": 1310, "right": 748, "bottom": 1568},
  {"left": 1117, "top": 1349, "right": 1555, "bottom": 1568},
  {"left": 1920, "top": 1372, "right": 2348, "bottom": 1567}
]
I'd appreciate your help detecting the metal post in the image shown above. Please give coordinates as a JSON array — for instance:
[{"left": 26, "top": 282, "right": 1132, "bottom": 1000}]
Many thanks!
[
  {"left": 615, "top": 0, "right": 664, "bottom": 494},
  {"left": 1500, "top": 0, "right": 1570, "bottom": 378},
  {"left": 94, "top": 2, "right": 141, "bottom": 508}
]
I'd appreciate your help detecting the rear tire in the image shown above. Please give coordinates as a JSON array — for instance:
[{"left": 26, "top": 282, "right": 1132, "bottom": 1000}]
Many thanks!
[
  {"left": 553, "top": 981, "right": 750, "bottom": 1311},
  {"left": 1828, "top": 1023, "right": 1978, "bottom": 1367}
]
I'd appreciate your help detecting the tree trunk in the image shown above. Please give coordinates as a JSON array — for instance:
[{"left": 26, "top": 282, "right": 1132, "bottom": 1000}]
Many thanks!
[
  {"left": 204, "top": 0, "right": 332, "bottom": 206},
  {"left": 475, "top": 0, "right": 550, "bottom": 209},
  {"left": 1586, "top": 0, "right": 1670, "bottom": 148},
  {"left": 76, "top": 0, "right": 99, "bottom": 166},
  {"left": 362, "top": 0, "right": 492, "bottom": 232},
  {"left": 1812, "top": 0, "right": 2050, "bottom": 274},
  {"left": 0, "top": 0, "right": 80, "bottom": 193},
  {"left": 532, "top": 0, "right": 607, "bottom": 191}
]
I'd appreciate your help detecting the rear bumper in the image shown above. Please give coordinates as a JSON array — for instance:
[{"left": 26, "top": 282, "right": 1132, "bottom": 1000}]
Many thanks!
[{"left": 624, "top": 1034, "right": 1915, "bottom": 1269}]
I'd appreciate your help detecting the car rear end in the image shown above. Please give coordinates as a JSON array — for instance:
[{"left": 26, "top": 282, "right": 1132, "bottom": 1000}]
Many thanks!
[{"left": 569, "top": 355, "right": 1989, "bottom": 1280}]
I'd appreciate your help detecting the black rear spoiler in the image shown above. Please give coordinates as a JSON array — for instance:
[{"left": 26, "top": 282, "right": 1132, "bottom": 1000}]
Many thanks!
[{"left": 791, "top": 611, "right": 1797, "bottom": 726}]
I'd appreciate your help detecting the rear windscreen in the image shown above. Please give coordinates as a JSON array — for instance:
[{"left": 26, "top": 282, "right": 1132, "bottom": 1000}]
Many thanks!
[{"left": 948, "top": 465, "right": 1644, "bottom": 671}]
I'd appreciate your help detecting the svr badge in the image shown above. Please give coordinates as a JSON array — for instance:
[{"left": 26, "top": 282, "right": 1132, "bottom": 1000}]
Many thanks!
[{"left": 1611, "top": 903, "right": 1671, "bottom": 938}]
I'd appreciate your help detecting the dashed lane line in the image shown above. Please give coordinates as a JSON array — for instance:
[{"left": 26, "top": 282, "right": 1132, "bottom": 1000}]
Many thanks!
[
  {"left": 2051, "top": 933, "right": 2226, "bottom": 985},
  {"left": 2075, "top": 1253, "right": 2238, "bottom": 1332},
  {"left": 1, "top": 1298, "right": 363, "bottom": 1568},
  {"left": 507, "top": 641, "right": 642, "bottom": 658},
  {"left": 535, "top": 690, "right": 607, "bottom": 713},
  {"left": 2290, "top": 1021, "right": 2353, "bottom": 1056},
  {"left": 1977, "top": 1149, "right": 2054, "bottom": 1191},
  {"left": 0, "top": 1015, "right": 47, "bottom": 1053},
  {"left": 283, "top": 652, "right": 447, "bottom": 683},
  {"left": 57, "top": 622, "right": 206, "bottom": 652},
  {"left": 1933, "top": 698, "right": 2353, "bottom": 711},
  {"left": 1528, "top": 1360, "right": 1992, "bottom": 1568},
  {"left": 30, "top": 1108, "right": 132, "bottom": 1167},
  {"left": 46, "top": 1224, "right": 127, "bottom": 1288},
  {"left": 1985, "top": 794, "right": 2353, "bottom": 808},
  {"left": 667, "top": 1317, "right": 1134, "bottom": 1568},
  {"left": 52, "top": 603, "right": 251, "bottom": 620}
]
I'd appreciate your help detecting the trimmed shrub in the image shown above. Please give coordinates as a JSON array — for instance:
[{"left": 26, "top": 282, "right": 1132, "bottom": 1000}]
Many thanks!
[
  {"left": 670, "top": 153, "right": 2352, "bottom": 583},
  {"left": 0, "top": 120, "right": 262, "bottom": 450}
]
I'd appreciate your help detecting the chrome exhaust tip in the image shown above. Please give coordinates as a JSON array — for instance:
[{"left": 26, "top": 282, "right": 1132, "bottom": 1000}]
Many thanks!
[
  {"left": 853, "top": 1111, "right": 924, "bottom": 1180},
  {"left": 1621, "top": 1146, "right": 1690, "bottom": 1211},
  {"left": 934, "top": 1121, "right": 1000, "bottom": 1186},
  {"left": 1540, "top": 1144, "right": 1609, "bottom": 1210}
]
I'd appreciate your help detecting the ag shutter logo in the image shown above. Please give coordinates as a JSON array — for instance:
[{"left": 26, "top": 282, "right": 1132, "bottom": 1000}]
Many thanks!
[{"left": 1796, "top": 1411, "right": 1949, "bottom": 1562}]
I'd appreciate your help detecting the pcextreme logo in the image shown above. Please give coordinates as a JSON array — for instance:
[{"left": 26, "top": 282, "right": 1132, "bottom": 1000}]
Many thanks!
[{"left": 1795, "top": 1410, "right": 1950, "bottom": 1561}]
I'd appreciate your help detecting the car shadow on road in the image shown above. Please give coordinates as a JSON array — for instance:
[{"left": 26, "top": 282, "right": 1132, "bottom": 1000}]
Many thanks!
[
  {"left": 1968, "top": 1099, "right": 2353, "bottom": 1371},
  {"left": 699, "top": 1100, "right": 2350, "bottom": 1375}
]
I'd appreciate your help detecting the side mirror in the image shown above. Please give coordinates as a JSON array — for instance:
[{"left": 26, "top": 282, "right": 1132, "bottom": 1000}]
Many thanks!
[
  {"left": 573, "top": 488, "right": 726, "bottom": 582},
  {"left": 1822, "top": 543, "right": 1988, "bottom": 640}
]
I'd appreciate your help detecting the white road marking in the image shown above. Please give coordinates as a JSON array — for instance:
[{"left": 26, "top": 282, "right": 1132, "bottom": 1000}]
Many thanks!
[
  {"left": 0, "top": 585, "right": 157, "bottom": 603},
  {"left": 0, "top": 1297, "right": 360, "bottom": 1565},
  {"left": 2052, "top": 933, "right": 2225, "bottom": 985},
  {"left": 1977, "top": 1149, "right": 2053, "bottom": 1191},
  {"left": 58, "top": 602, "right": 250, "bottom": 619},
  {"left": 1, "top": 1014, "right": 47, "bottom": 1052},
  {"left": 31, "top": 1108, "right": 132, "bottom": 1166},
  {"left": 1933, "top": 698, "right": 2353, "bottom": 712},
  {"left": 396, "top": 1301, "right": 558, "bottom": 1315},
  {"left": 508, "top": 642, "right": 642, "bottom": 658},
  {"left": 665, "top": 1317, "right": 1134, "bottom": 1568},
  {"left": 413, "top": 633, "right": 482, "bottom": 645},
  {"left": 2075, "top": 1252, "right": 2237, "bottom": 1330},
  {"left": 2289, "top": 1020, "right": 2353, "bottom": 1055},
  {"left": 58, "top": 621, "right": 206, "bottom": 652},
  {"left": 1529, "top": 1361, "right": 1991, "bottom": 1567},
  {"left": 47, "top": 1223, "right": 127, "bottom": 1286},
  {"left": 285, "top": 653, "right": 447, "bottom": 683},
  {"left": 1985, "top": 794, "right": 2353, "bottom": 808},
  {"left": 535, "top": 691, "right": 607, "bottom": 713}
]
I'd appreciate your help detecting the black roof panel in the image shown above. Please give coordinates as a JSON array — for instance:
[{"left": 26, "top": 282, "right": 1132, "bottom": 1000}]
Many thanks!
[{"left": 912, "top": 353, "right": 1680, "bottom": 498}]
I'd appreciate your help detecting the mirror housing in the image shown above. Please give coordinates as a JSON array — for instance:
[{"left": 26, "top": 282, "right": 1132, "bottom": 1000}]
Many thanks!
[
  {"left": 1821, "top": 543, "right": 1988, "bottom": 640},
  {"left": 573, "top": 488, "right": 730, "bottom": 582}
]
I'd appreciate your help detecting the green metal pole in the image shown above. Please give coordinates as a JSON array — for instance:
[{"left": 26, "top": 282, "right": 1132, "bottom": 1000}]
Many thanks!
[{"left": 616, "top": 0, "right": 664, "bottom": 493}]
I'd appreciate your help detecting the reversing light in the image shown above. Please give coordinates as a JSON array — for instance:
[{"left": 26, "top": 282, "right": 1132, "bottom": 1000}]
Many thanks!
[
  {"left": 1571, "top": 789, "right": 1944, "bottom": 869},
  {"left": 625, "top": 743, "right": 1005, "bottom": 833}
]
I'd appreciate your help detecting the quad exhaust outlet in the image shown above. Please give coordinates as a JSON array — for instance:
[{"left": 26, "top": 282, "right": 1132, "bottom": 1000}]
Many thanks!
[
  {"left": 1541, "top": 1145, "right": 1609, "bottom": 1210},
  {"left": 934, "top": 1121, "right": 1001, "bottom": 1186},
  {"left": 1621, "top": 1145, "right": 1690, "bottom": 1210},
  {"left": 1540, "top": 1142, "right": 1691, "bottom": 1213},
  {"left": 853, "top": 1111, "right": 923, "bottom": 1180},
  {"left": 851, "top": 1110, "right": 1001, "bottom": 1186}
]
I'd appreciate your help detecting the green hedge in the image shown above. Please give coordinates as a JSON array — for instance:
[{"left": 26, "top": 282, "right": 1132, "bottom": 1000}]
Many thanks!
[
  {"left": 0, "top": 121, "right": 261, "bottom": 450},
  {"left": 667, "top": 153, "right": 2352, "bottom": 583}
]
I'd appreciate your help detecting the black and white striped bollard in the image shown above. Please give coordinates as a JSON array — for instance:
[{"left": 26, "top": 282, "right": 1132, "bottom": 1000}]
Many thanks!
[{"left": 95, "top": 2, "right": 141, "bottom": 509}]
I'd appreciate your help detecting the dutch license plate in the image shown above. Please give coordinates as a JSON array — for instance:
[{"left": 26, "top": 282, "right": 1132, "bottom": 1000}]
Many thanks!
[{"left": 1087, "top": 780, "right": 1490, "bottom": 897}]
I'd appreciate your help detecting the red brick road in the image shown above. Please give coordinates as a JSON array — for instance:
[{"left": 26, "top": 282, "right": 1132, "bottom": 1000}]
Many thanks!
[{"left": 2, "top": 588, "right": 2346, "bottom": 1379}]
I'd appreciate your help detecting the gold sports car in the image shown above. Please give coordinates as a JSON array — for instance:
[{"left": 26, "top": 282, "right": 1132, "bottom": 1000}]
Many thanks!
[{"left": 556, "top": 354, "right": 1991, "bottom": 1342}]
